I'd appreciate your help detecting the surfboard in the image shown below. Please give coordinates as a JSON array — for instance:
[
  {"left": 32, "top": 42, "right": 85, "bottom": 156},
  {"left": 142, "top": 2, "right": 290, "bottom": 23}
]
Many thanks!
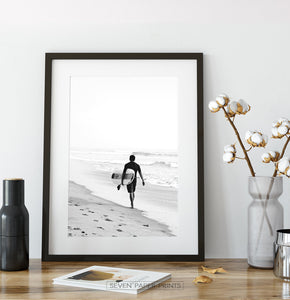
[{"left": 111, "top": 169, "right": 135, "bottom": 186}]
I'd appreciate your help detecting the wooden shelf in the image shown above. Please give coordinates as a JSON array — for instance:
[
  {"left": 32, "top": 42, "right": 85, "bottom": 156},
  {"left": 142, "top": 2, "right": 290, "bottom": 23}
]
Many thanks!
[{"left": 0, "top": 259, "right": 286, "bottom": 299}]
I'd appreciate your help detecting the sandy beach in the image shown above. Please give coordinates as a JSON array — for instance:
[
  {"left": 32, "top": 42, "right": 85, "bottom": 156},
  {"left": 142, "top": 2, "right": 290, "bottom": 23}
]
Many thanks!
[
  {"left": 69, "top": 158, "right": 178, "bottom": 236},
  {"left": 68, "top": 181, "right": 174, "bottom": 237}
]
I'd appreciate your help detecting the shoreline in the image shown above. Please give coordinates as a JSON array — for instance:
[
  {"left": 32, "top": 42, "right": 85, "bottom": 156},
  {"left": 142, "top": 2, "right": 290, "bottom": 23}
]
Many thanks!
[
  {"left": 69, "top": 158, "right": 178, "bottom": 235},
  {"left": 68, "top": 181, "right": 174, "bottom": 237}
]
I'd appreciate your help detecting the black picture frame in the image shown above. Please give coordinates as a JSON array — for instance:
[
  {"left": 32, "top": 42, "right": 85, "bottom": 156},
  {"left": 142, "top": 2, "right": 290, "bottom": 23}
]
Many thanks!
[{"left": 42, "top": 53, "right": 204, "bottom": 261}]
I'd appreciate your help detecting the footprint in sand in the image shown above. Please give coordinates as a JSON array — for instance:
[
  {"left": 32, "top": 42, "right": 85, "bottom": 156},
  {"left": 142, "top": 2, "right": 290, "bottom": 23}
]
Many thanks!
[
  {"left": 73, "top": 227, "right": 81, "bottom": 230},
  {"left": 116, "top": 229, "right": 123, "bottom": 232},
  {"left": 80, "top": 209, "right": 84, "bottom": 211},
  {"left": 89, "top": 211, "right": 95, "bottom": 213},
  {"left": 82, "top": 213, "right": 88, "bottom": 216},
  {"left": 110, "top": 209, "right": 114, "bottom": 211},
  {"left": 133, "top": 235, "right": 137, "bottom": 237},
  {"left": 74, "top": 204, "right": 80, "bottom": 206},
  {"left": 143, "top": 224, "right": 149, "bottom": 227},
  {"left": 97, "top": 226, "right": 104, "bottom": 230},
  {"left": 97, "top": 203, "right": 103, "bottom": 205},
  {"left": 112, "top": 235, "right": 117, "bottom": 237},
  {"left": 105, "top": 218, "right": 112, "bottom": 222},
  {"left": 104, "top": 214, "right": 108, "bottom": 217},
  {"left": 93, "top": 220, "right": 98, "bottom": 222}
]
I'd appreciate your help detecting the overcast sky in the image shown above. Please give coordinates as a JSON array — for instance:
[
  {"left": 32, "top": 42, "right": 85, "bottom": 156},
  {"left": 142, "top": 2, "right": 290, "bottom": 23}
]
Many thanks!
[{"left": 70, "top": 76, "right": 178, "bottom": 151}]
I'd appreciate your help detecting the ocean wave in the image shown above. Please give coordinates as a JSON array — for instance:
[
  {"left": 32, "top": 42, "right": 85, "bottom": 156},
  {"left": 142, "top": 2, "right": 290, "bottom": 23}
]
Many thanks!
[
  {"left": 70, "top": 149, "right": 178, "bottom": 189},
  {"left": 132, "top": 151, "right": 177, "bottom": 157},
  {"left": 71, "top": 157, "right": 178, "bottom": 168}
]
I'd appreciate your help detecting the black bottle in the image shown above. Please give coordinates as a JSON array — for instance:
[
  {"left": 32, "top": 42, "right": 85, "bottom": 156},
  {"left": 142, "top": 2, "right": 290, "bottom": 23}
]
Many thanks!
[{"left": 0, "top": 179, "right": 29, "bottom": 271}]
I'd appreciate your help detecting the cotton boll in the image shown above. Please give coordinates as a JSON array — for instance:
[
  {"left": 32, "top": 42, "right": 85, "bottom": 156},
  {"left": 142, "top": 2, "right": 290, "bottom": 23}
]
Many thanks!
[
  {"left": 278, "top": 117, "right": 288, "bottom": 124},
  {"left": 272, "top": 118, "right": 289, "bottom": 138},
  {"left": 278, "top": 126, "right": 289, "bottom": 136},
  {"left": 269, "top": 151, "right": 276, "bottom": 158},
  {"left": 219, "top": 93, "right": 229, "bottom": 100},
  {"left": 224, "top": 145, "right": 236, "bottom": 153},
  {"left": 262, "top": 153, "right": 271, "bottom": 163},
  {"left": 208, "top": 101, "right": 220, "bottom": 112},
  {"left": 262, "top": 151, "right": 280, "bottom": 163},
  {"left": 272, "top": 127, "right": 279, "bottom": 137},
  {"left": 229, "top": 101, "right": 238, "bottom": 113},
  {"left": 278, "top": 158, "right": 290, "bottom": 173},
  {"left": 272, "top": 151, "right": 280, "bottom": 162},
  {"left": 237, "top": 99, "right": 250, "bottom": 114},
  {"left": 223, "top": 152, "right": 234, "bottom": 163},
  {"left": 281, "top": 120, "right": 290, "bottom": 128},
  {"left": 216, "top": 96, "right": 226, "bottom": 106},
  {"left": 238, "top": 99, "right": 247, "bottom": 108},
  {"left": 245, "top": 130, "right": 253, "bottom": 140},
  {"left": 251, "top": 133, "right": 263, "bottom": 145}
]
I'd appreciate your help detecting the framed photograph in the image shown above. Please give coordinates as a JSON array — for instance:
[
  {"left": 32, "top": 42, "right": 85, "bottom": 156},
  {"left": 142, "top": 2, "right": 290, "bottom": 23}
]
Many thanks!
[{"left": 42, "top": 53, "right": 204, "bottom": 261}]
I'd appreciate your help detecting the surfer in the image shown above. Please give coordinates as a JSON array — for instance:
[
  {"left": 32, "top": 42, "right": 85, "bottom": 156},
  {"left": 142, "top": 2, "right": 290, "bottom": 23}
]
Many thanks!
[{"left": 121, "top": 155, "right": 145, "bottom": 208}]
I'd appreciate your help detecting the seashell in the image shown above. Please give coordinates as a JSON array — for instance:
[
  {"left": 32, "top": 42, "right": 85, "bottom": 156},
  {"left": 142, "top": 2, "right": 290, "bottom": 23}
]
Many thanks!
[
  {"left": 193, "top": 275, "right": 213, "bottom": 284},
  {"left": 201, "top": 265, "right": 227, "bottom": 274},
  {"left": 208, "top": 101, "right": 220, "bottom": 113}
]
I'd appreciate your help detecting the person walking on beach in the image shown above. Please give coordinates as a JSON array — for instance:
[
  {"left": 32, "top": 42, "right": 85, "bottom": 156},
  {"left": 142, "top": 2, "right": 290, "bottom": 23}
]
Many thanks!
[{"left": 120, "top": 155, "right": 145, "bottom": 209}]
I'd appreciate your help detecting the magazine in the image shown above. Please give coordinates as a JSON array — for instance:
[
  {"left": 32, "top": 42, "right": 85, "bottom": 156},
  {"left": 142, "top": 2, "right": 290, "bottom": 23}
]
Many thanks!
[{"left": 53, "top": 265, "right": 171, "bottom": 294}]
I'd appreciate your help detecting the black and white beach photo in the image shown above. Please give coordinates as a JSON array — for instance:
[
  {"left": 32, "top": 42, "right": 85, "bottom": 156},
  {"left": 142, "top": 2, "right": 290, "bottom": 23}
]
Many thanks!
[{"left": 68, "top": 76, "right": 178, "bottom": 238}]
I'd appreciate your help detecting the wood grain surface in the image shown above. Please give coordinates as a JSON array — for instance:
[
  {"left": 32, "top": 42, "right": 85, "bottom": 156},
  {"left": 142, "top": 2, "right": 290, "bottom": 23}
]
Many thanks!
[{"left": 0, "top": 259, "right": 287, "bottom": 299}]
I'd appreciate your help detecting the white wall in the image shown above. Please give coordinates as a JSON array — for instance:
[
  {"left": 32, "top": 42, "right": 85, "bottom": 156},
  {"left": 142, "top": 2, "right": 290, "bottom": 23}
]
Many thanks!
[{"left": 1, "top": 0, "right": 290, "bottom": 258}]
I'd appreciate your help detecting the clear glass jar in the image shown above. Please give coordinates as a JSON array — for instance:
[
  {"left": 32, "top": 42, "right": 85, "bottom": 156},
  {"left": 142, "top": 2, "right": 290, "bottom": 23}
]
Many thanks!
[{"left": 248, "top": 176, "right": 283, "bottom": 268}]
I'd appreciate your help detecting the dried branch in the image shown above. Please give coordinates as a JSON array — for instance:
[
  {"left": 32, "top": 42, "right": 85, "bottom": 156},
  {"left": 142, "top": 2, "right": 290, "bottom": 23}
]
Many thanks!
[
  {"left": 273, "top": 135, "right": 290, "bottom": 177},
  {"left": 222, "top": 107, "right": 256, "bottom": 177}
]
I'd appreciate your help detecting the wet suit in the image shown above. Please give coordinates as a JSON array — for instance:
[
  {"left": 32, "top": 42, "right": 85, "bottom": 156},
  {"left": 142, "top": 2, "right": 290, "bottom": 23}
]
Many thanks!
[{"left": 121, "top": 161, "right": 144, "bottom": 208}]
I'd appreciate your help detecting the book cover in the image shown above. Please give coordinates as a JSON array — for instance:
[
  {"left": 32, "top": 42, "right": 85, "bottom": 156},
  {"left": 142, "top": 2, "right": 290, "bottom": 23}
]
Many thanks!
[{"left": 53, "top": 265, "right": 171, "bottom": 294}]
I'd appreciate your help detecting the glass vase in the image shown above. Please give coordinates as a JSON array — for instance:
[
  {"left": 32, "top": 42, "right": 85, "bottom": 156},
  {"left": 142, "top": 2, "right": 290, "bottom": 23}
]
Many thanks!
[{"left": 248, "top": 176, "right": 283, "bottom": 269}]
